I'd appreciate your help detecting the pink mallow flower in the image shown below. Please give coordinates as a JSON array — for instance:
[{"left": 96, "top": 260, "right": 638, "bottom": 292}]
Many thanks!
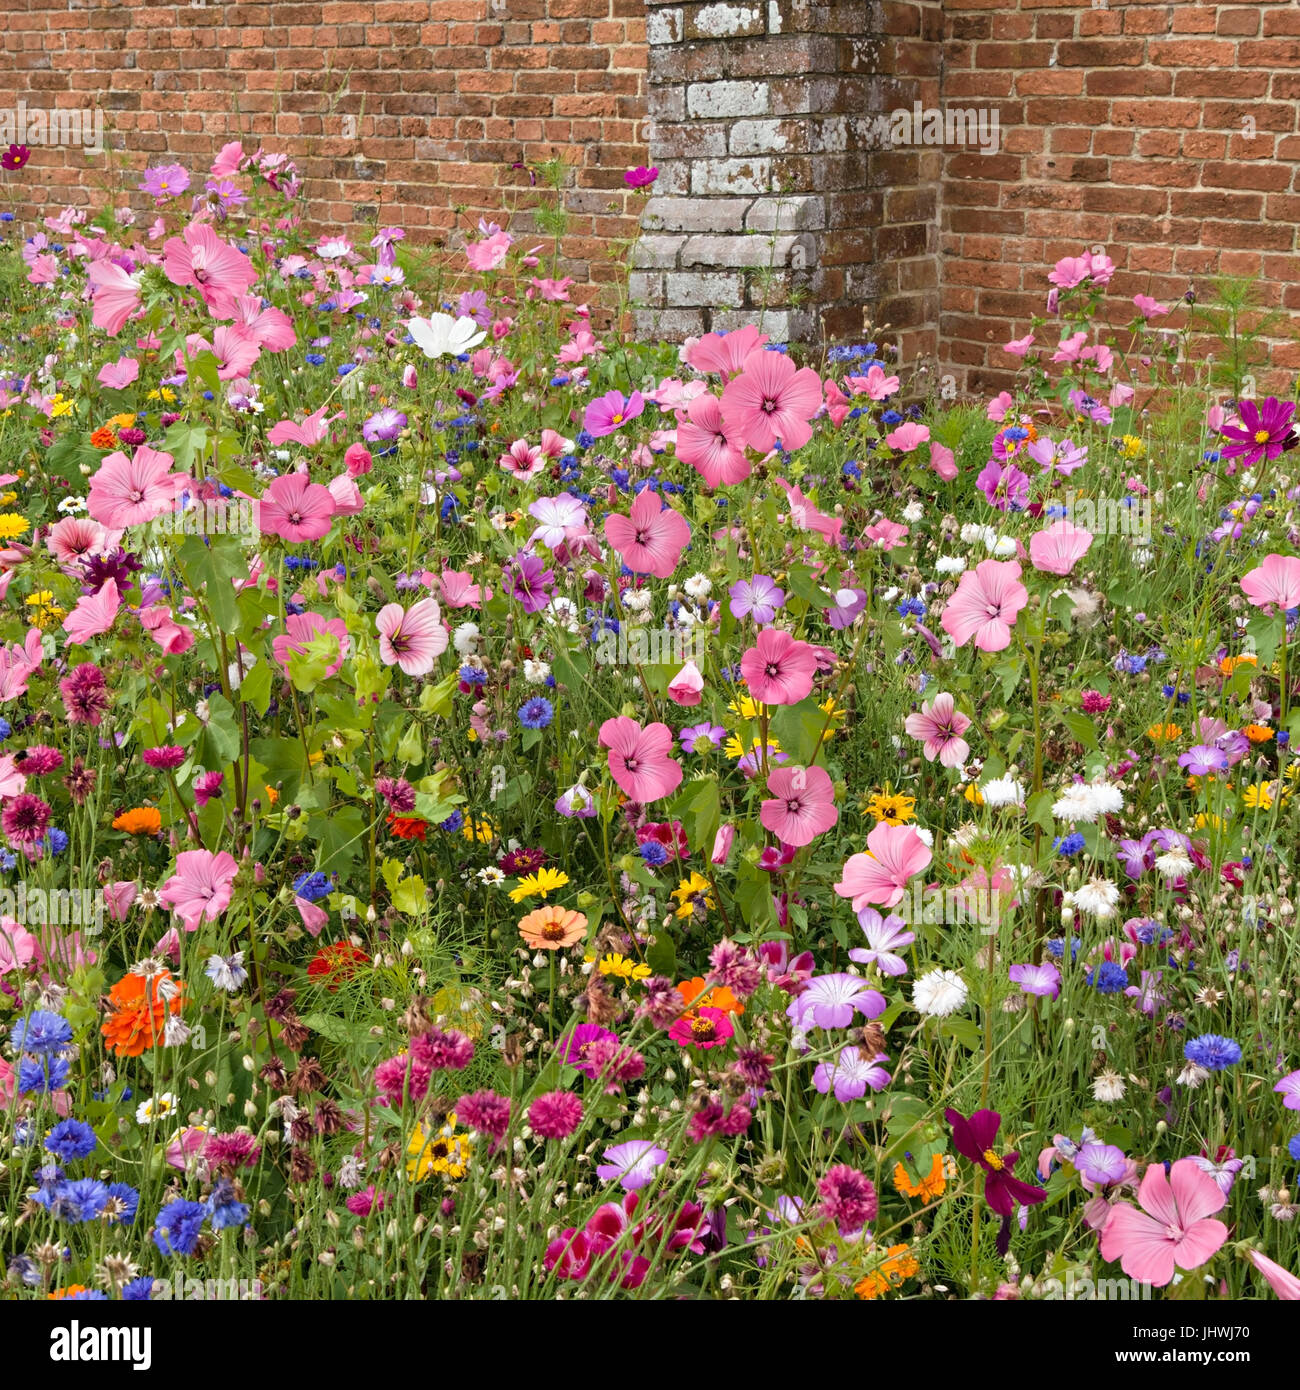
[
  {"left": 375, "top": 597, "right": 448, "bottom": 676},
  {"left": 759, "top": 765, "right": 838, "bottom": 847},
  {"left": 598, "top": 717, "right": 682, "bottom": 804},
  {"left": 939, "top": 558, "right": 1028, "bottom": 653},
  {"left": 157, "top": 849, "right": 239, "bottom": 932},
  {"left": 739, "top": 627, "right": 816, "bottom": 706},
  {"left": 1098, "top": 1158, "right": 1228, "bottom": 1288},
  {"left": 904, "top": 691, "right": 971, "bottom": 768},
  {"left": 834, "top": 822, "right": 932, "bottom": 912},
  {"left": 603, "top": 489, "right": 691, "bottom": 578},
  {"left": 720, "top": 348, "right": 822, "bottom": 453}
]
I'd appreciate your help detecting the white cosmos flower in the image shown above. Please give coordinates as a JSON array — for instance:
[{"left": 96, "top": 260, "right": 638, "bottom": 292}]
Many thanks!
[
  {"left": 407, "top": 312, "right": 487, "bottom": 359},
  {"left": 912, "top": 968, "right": 969, "bottom": 1018},
  {"left": 135, "top": 1093, "right": 178, "bottom": 1125}
]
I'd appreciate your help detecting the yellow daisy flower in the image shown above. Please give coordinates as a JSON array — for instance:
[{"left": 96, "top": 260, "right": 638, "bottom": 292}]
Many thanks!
[{"left": 508, "top": 867, "right": 570, "bottom": 903}]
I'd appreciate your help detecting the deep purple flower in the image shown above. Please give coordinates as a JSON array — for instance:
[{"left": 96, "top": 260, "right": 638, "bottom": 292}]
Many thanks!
[
  {"left": 945, "top": 1108, "right": 1047, "bottom": 1254},
  {"left": 505, "top": 552, "right": 555, "bottom": 613}
]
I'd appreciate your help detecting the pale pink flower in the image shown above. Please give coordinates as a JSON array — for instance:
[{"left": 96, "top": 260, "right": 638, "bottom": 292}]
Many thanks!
[
  {"left": 1098, "top": 1158, "right": 1228, "bottom": 1288},
  {"left": 835, "top": 822, "right": 933, "bottom": 911},
  {"left": 162, "top": 221, "right": 258, "bottom": 317},
  {"left": 603, "top": 489, "right": 691, "bottom": 578},
  {"left": 1246, "top": 1247, "right": 1300, "bottom": 1300},
  {"left": 498, "top": 438, "right": 546, "bottom": 480},
  {"left": 760, "top": 765, "right": 838, "bottom": 846},
  {"left": 846, "top": 363, "right": 900, "bottom": 400},
  {"left": 939, "top": 559, "right": 1028, "bottom": 653},
  {"left": 87, "top": 446, "right": 188, "bottom": 528},
  {"left": 684, "top": 325, "right": 769, "bottom": 379},
  {"left": 885, "top": 422, "right": 930, "bottom": 453},
  {"left": 666, "top": 659, "right": 704, "bottom": 707},
  {"left": 272, "top": 612, "right": 350, "bottom": 679},
  {"left": 739, "top": 628, "right": 816, "bottom": 706},
  {"left": 1240, "top": 554, "right": 1300, "bottom": 614},
  {"left": 598, "top": 717, "right": 682, "bottom": 803},
  {"left": 375, "top": 597, "right": 448, "bottom": 676},
  {"left": 97, "top": 357, "right": 139, "bottom": 390},
  {"left": 86, "top": 259, "right": 142, "bottom": 335},
  {"left": 720, "top": 349, "right": 822, "bottom": 453},
  {"left": 904, "top": 692, "right": 971, "bottom": 768},
  {"left": 62, "top": 578, "right": 121, "bottom": 644},
  {"left": 929, "top": 442, "right": 959, "bottom": 481},
  {"left": 46, "top": 517, "right": 119, "bottom": 573},
  {"left": 158, "top": 849, "right": 240, "bottom": 932},
  {"left": 1029, "top": 520, "right": 1093, "bottom": 576}
]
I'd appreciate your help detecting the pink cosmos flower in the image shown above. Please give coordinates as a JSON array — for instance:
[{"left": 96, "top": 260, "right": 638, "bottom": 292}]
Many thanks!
[
  {"left": 598, "top": 717, "right": 682, "bottom": 803},
  {"left": 760, "top": 765, "right": 838, "bottom": 847},
  {"left": 835, "top": 822, "right": 933, "bottom": 912},
  {"left": 63, "top": 577, "right": 121, "bottom": 644},
  {"left": 584, "top": 389, "right": 644, "bottom": 438},
  {"left": 498, "top": 438, "right": 546, "bottom": 480},
  {"left": 1098, "top": 1158, "right": 1228, "bottom": 1288},
  {"left": 904, "top": 691, "right": 971, "bottom": 768},
  {"left": 466, "top": 230, "right": 512, "bottom": 272},
  {"left": 1029, "top": 520, "right": 1093, "bottom": 576},
  {"left": 86, "top": 259, "right": 142, "bottom": 335},
  {"left": 739, "top": 628, "right": 816, "bottom": 706},
  {"left": 87, "top": 446, "right": 189, "bottom": 528},
  {"left": 720, "top": 349, "right": 822, "bottom": 452},
  {"left": 158, "top": 848, "right": 239, "bottom": 932},
  {"left": 162, "top": 221, "right": 258, "bottom": 318},
  {"left": 257, "top": 471, "right": 336, "bottom": 543},
  {"left": 375, "top": 597, "right": 448, "bottom": 676},
  {"left": 684, "top": 325, "right": 769, "bottom": 380},
  {"left": 603, "top": 489, "right": 690, "bottom": 579},
  {"left": 1240, "top": 554, "right": 1300, "bottom": 614},
  {"left": 675, "top": 393, "right": 751, "bottom": 488},
  {"left": 939, "top": 559, "right": 1028, "bottom": 653}
]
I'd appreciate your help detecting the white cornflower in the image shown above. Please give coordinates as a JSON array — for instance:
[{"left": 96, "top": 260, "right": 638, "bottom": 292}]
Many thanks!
[
  {"left": 1052, "top": 783, "right": 1100, "bottom": 823},
  {"left": 1092, "top": 1071, "right": 1126, "bottom": 1102},
  {"left": 982, "top": 777, "right": 1026, "bottom": 808},
  {"left": 522, "top": 659, "right": 551, "bottom": 685},
  {"left": 622, "top": 588, "right": 653, "bottom": 613},
  {"left": 1177, "top": 1062, "right": 1210, "bottom": 1089},
  {"left": 935, "top": 556, "right": 966, "bottom": 575},
  {"left": 683, "top": 573, "right": 712, "bottom": 601},
  {"left": 453, "top": 622, "right": 480, "bottom": 656},
  {"left": 1087, "top": 781, "right": 1125, "bottom": 815},
  {"left": 1155, "top": 849, "right": 1194, "bottom": 881},
  {"left": 1073, "top": 877, "right": 1121, "bottom": 920},
  {"left": 901, "top": 501, "right": 924, "bottom": 523},
  {"left": 912, "top": 968, "right": 969, "bottom": 1018}
]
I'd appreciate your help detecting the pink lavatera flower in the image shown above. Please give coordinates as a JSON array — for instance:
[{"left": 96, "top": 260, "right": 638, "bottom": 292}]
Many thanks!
[
  {"left": 674, "top": 392, "right": 751, "bottom": 489},
  {"left": 162, "top": 221, "right": 259, "bottom": 318},
  {"left": 939, "top": 558, "right": 1028, "bottom": 653},
  {"left": 87, "top": 446, "right": 189, "bottom": 528},
  {"left": 739, "top": 628, "right": 816, "bottom": 706},
  {"left": 62, "top": 578, "right": 121, "bottom": 645},
  {"left": 760, "top": 764, "right": 838, "bottom": 847},
  {"left": 1029, "top": 520, "right": 1093, "bottom": 576},
  {"left": 86, "top": 258, "right": 142, "bottom": 335},
  {"left": 604, "top": 489, "right": 690, "bottom": 579},
  {"left": 1098, "top": 1158, "right": 1228, "bottom": 1288},
  {"left": 257, "top": 471, "right": 336, "bottom": 543},
  {"left": 598, "top": 717, "right": 682, "bottom": 804},
  {"left": 683, "top": 325, "right": 769, "bottom": 380},
  {"left": 158, "top": 849, "right": 240, "bottom": 932},
  {"left": 375, "top": 597, "right": 448, "bottom": 677},
  {"left": 835, "top": 821, "right": 933, "bottom": 911},
  {"left": 721, "top": 348, "right": 822, "bottom": 453},
  {"left": 1239, "top": 553, "right": 1300, "bottom": 614}
]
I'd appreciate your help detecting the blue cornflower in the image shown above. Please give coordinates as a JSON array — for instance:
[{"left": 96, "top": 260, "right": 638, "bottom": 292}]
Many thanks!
[
  {"left": 1289, "top": 1134, "right": 1300, "bottom": 1163},
  {"left": 44, "top": 828, "right": 68, "bottom": 854},
  {"left": 1088, "top": 961, "right": 1128, "bottom": 994},
  {"left": 518, "top": 697, "right": 554, "bottom": 730},
  {"left": 896, "top": 597, "right": 926, "bottom": 619},
  {"left": 880, "top": 410, "right": 903, "bottom": 426},
  {"left": 1183, "top": 1034, "right": 1242, "bottom": 1071},
  {"left": 9, "top": 1010, "right": 73, "bottom": 1056},
  {"left": 41, "top": 1177, "right": 110, "bottom": 1223},
  {"left": 45, "top": 1119, "right": 97, "bottom": 1162},
  {"left": 0, "top": 718, "right": 10, "bottom": 740},
  {"left": 18, "top": 1055, "right": 70, "bottom": 1094},
  {"left": 292, "top": 871, "right": 332, "bottom": 903},
  {"left": 439, "top": 809, "right": 465, "bottom": 833},
  {"left": 1045, "top": 937, "right": 1081, "bottom": 962},
  {"left": 458, "top": 664, "right": 489, "bottom": 686},
  {"left": 121, "top": 1277, "right": 155, "bottom": 1301},
  {"left": 1053, "top": 832, "right": 1086, "bottom": 856},
  {"left": 105, "top": 1181, "right": 140, "bottom": 1225},
  {"left": 639, "top": 841, "right": 671, "bottom": 868},
  {"left": 205, "top": 1178, "right": 251, "bottom": 1232},
  {"left": 304, "top": 353, "right": 327, "bottom": 366},
  {"left": 153, "top": 1198, "right": 208, "bottom": 1256}
]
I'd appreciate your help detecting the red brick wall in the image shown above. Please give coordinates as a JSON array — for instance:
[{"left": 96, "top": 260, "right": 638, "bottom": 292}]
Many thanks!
[
  {"left": 1, "top": 0, "right": 648, "bottom": 299},
  {"left": 939, "top": 0, "right": 1300, "bottom": 394}
]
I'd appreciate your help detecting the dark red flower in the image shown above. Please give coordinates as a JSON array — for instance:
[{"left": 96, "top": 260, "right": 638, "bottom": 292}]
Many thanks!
[
  {"left": 2, "top": 144, "right": 30, "bottom": 171},
  {"left": 945, "top": 1107, "right": 1047, "bottom": 1254}
]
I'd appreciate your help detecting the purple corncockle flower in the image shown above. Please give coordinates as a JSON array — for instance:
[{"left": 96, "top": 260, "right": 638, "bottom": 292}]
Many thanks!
[
  {"left": 505, "top": 552, "right": 555, "bottom": 613},
  {"left": 363, "top": 407, "right": 407, "bottom": 442},
  {"left": 825, "top": 587, "right": 868, "bottom": 629},
  {"left": 1275, "top": 1070, "right": 1300, "bottom": 1110},
  {"left": 787, "top": 973, "right": 886, "bottom": 1031},
  {"left": 1191, "top": 1149, "right": 1244, "bottom": 1197},
  {"left": 728, "top": 574, "right": 784, "bottom": 623},
  {"left": 1074, "top": 1142, "right": 1128, "bottom": 1188},
  {"left": 678, "top": 722, "right": 726, "bottom": 754},
  {"left": 1115, "top": 832, "right": 1158, "bottom": 879},
  {"left": 595, "top": 1139, "right": 667, "bottom": 1191},
  {"left": 1125, "top": 969, "right": 1166, "bottom": 1017},
  {"left": 1008, "top": 960, "right": 1061, "bottom": 999},
  {"left": 1178, "top": 744, "right": 1228, "bottom": 777},
  {"left": 848, "top": 909, "right": 915, "bottom": 976},
  {"left": 812, "top": 1046, "right": 891, "bottom": 1102}
]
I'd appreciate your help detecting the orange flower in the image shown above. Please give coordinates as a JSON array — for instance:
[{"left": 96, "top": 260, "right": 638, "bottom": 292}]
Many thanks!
[
  {"left": 1243, "top": 724, "right": 1274, "bottom": 743},
  {"left": 1220, "top": 654, "right": 1257, "bottom": 676},
  {"left": 90, "top": 425, "right": 118, "bottom": 449},
  {"left": 854, "top": 1244, "right": 919, "bottom": 1300},
  {"left": 386, "top": 813, "right": 427, "bottom": 841},
  {"left": 518, "top": 905, "right": 588, "bottom": 950},
  {"left": 49, "top": 1284, "right": 92, "bottom": 1300},
  {"left": 676, "top": 977, "right": 744, "bottom": 1016},
  {"left": 112, "top": 807, "right": 162, "bottom": 835},
  {"left": 894, "top": 1152, "right": 948, "bottom": 1200},
  {"left": 101, "top": 969, "right": 184, "bottom": 1058}
]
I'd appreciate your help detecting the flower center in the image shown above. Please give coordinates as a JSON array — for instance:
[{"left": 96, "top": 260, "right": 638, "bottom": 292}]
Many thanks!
[
  {"left": 982, "top": 1149, "right": 1005, "bottom": 1171},
  {"left": 690, "top": 1016, "right": 717, "bottom": 1041},
  {"left": 1254, "top": 429, "right": 1271, "bottom": 444}
]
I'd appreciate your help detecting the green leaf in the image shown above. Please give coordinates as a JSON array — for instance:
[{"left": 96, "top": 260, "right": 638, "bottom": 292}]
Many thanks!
[
  {"left": 391, "top": 874, "right": 429, "bottom": 916},
  {"left": 1061, "top": 711, "right": 1098, "bottom": 751},
  {"left": 239, "top": 661, "right": 273, "bottom": 717}
]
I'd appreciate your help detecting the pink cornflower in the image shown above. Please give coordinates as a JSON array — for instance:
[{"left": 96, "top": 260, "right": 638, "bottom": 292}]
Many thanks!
[
  {"left": 528, "top": 1091, "right": 584, "bottom": 1140},
  {"left": 455, "top": 1090, "right": 512, "bottom": 1151},
  {"left": 759, "top": 764, "right": 838, "bottom": 846},
  {"left": 345, "top": 1186, "right": 389, "bottom": 1217},
  {"left": 59, "top": 663, "right": 111, "bottom": 726},
  {"left": 604, "top": 489, "right": 691, "bottom": 578},
  {"left": 192, "top": 771, "right": 224, "bottom": 807},
  {"left": 1, "top": 794, "right": 52, "bottom": 852},
  {"left": 720, "top": 348, "right": 822, "bottom": 453},
  {"left": 410, "top": 1027, "right": 475, "bottom": 1070},
  {"left": 598, "top": 717, "right": 682, "bottom": 803},
  {"left": 707, "top": 940, "right": 763, "bottom": 998},
  {"left": 204, "top": 1131, "right": 261, "bottom": 1169},
  {"left": 375, "top": 597, "right": 448, "bottom": 676},
  {"left": 939, "top": 558, "right": 1028, "bottom": 653},
  {"left": 904, "top": 691, "right": 972, "bottom": 768},
  {"left": 739, "top": 627, "right": 817, "bottom": 706},
  {"left": 17, "top": 746, "right": 63, "bottom": 776}
]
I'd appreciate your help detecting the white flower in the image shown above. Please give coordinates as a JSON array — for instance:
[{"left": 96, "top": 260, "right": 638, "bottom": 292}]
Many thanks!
[
  {"left": 912, "top": 826, "right": 935, "bottom": 848},
  {"left": 935, "top": 555, "right": 966, "bottom": 575},
  {"left": 1155, "top": 849, "right": 1194, "bottom": 881},
  {"left": 623, "top": 588, "right": 653, "bottom": 613},
  {"left": 912, "top": 968, "right": 969, "bottom": 1018},
  {"left": 1177, "top": 1062, "right": 1210, "bottom": 1089},
  {"left": 452, "top": 622, "right": 481, "bottom": 656},
  {"left": 1052, "top": 783, "right": 1098, "bottom": 822},
  {"left": 1073, "top": 877, "right": 1121, "bottom": 920},
  {"left": 990, "top": 536, "right": 1018, "bottom": 558},
  {"left": 57, "top": 495, "right": 88, "bottom": 515},
  {"left": 407, "top": 312, "right": 487, "bottom": 360},
  {"left": 959, "top": 522, "right": 991, "bottom": 546},
  {"left": 522, "top": 659, "right": 551, "bottom": 685},
  {"left": 135, "top": 1093, "right": 178, "bottom": 1125},
  {"left": 901, "top": 501, "right": 924, "bottom": 523},
  {"left": 1088, "top": 780, "right": 1125, "bottom": 815},
  {"left": 477, "top": 866, "right": 506, "bottom": 886},
  {"left": 546, "top": 597, "right": 581, "bottom": 632},
  {"left": 683, "top": 572, "right": 712, "bottom": 601},
  {"left": 163, "top": 1016, "right": 191, "bottom": 1047},
  {"left": 1092, "top": 1070, "right": 1126, "bottom": 1102},
  {"left": 982, "top": 777, "right": 1025, "bottom": 808}
]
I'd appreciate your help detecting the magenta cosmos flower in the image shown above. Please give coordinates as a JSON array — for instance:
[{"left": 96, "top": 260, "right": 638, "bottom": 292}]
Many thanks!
[
  {"left": 946, "top": 1107, "right": 1047, "bottom": 1254},
  {"left": 1219, "top": 396, "right": 1297, "bottom": 469},
  {"left": 939, "top": 558, "right": 1028, "bottom": 653},
  {"left": 1098, "top": 1158, "right": 1228, "bottom": 1288},
  {"left": 624, "top": 166, "right": 658, "bottom": 189},
  {"left": 676, "top": 393, "right": 751, "bottom": 488},
  {"left": 903, "top": 691, "right": 971, "bottom": 769},
  {"left": 720, "top": 348, "right": 823, "bottom": 453},
  {"left": 1239, "top": 553, "right": 1300, "bottom": 614},
  {"left": 835, "top": 821, "right": 932, "bottom": 912},
  {"left": 598, "top": 716, "right": 682, "bottom": 803},
  {"left": 375, "top": 597, "right": 448, "bottom": 677},
  {"left": 739, "top": 628, "right": 816, "bottom": 706},
  {"left": 584, "top": 389, "right": 644, "bottom": 438},
  {"left": 604, "top": 489, "right": 690, "bottom": 578},
  {"left": 759, "top": 764, "right": 838, "bottom": 847},
  {"left": 158, "top": 849, "right": 239, "bottom": 932},
  {"left": 86, "top": 446, "right": 188, "bottom": 529},
  {"left": 257, "top": 471, "right": 336, "bottom": 543}
]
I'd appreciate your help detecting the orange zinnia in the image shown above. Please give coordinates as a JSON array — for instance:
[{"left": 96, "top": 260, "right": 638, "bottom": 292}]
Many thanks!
[
  {"left": 518, "top": 905, "right": 588, "bottom": 950},
  {"left": 112, "top": 807, "right": 162, "bottom": 835},
  {"left": 101, "top": 969, "right": 184, "bottom": 1058},
  {"left": 1243, "top": 724, "right": 1274, "bottom": 743},
  {"left": 676, "top": 977, "right": 744, "bottom": 1016},
  {"left": 90, "top": 425, "right": 118, "bottom": 449},
  {"left": 893, "top": 1152, "right": 948, "bottom": 1200}
]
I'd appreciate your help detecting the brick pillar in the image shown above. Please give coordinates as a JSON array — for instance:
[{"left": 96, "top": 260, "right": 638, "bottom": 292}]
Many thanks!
[{"left": 633, "top": 0, "right": 941, "bottom": 354}]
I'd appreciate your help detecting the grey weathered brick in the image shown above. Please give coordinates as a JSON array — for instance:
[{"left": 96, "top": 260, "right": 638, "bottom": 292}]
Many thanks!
[
  {"left": 686, "top": 80, "right": 771, "bottom": 120},
  {"left": 666, "top": 270, "right": 745, "bottom": 306}
]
